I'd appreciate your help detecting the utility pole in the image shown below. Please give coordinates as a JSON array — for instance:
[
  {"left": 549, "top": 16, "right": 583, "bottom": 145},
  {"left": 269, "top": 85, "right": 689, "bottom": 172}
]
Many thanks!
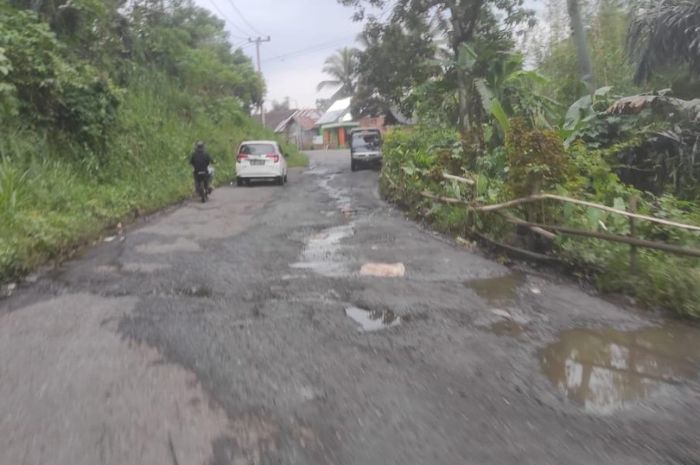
[{"left": 249, "top": 36, "right": 271, "bottom": 126}]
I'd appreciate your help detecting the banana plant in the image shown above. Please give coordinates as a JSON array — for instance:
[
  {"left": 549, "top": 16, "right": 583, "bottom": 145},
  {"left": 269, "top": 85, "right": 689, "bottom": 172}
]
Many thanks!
[{"left": 459, "top": 44, "right": 561, "bottom": 143}]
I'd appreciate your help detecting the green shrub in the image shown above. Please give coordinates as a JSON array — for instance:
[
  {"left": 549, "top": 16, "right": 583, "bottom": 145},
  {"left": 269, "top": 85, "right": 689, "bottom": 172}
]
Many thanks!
[
  {"left": 0, "top": 7, "right": 120, "bottom": 150},
  {"left": 381, "top": 124, "right": 700, "bottom": 319},
  {"left": 0, "top": 71, "right": 307, "bottom": 283},
  {"left": 506, "top": 119, "right": 570, "bottom": 197}
]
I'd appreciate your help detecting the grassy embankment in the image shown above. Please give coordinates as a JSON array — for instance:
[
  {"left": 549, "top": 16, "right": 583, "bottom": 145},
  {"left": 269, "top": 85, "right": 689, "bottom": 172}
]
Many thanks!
[{"left": 0, "top": 74, "right": 307, "bottom": 282}]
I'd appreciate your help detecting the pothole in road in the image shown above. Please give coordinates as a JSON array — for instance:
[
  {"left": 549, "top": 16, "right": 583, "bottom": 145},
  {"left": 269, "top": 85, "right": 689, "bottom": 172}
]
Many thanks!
[
  {"left": 345, "top": 306, "right": 401, "bottom": 332},
  {"left": 540, "top": 322, "right": 700, "bottom": 414},
  {"left": 465, "top": 272, "right": 526, "bottom": 305},
  {"left": 319, "top": 174, "right": 352, "bottom": 211},
  {"left": 290, "top": 224, "right": 354, "bottom": 277}
]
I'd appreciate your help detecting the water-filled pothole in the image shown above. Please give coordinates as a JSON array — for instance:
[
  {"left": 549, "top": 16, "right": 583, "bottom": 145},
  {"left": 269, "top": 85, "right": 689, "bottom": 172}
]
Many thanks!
[
  {"left": 345, "top": 307, "right": 400, "bottom": 332},
  {"left": 540, "top": 323, "right": 700, "bottom": 414},
  {"left": 465, "top": 272, "right": 526, "bottom": 305},
  {"left": 290, "top": 224, "right": 354, "bottom": 277}
]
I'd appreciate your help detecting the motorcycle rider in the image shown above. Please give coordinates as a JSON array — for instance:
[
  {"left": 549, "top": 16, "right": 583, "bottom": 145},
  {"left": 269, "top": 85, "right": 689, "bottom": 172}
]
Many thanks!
[{"left": 190, "top": 141, "right": 213, "bottom": 196}]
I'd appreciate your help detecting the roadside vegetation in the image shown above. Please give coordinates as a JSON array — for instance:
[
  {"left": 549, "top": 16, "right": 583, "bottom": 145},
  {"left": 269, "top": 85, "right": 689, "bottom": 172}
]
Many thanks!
[
  {"left": 338, "top": 0, "right": 700, "bottom": 318},
  {"left": 0, "top": 1, "right": 306, "bottom": 282}
]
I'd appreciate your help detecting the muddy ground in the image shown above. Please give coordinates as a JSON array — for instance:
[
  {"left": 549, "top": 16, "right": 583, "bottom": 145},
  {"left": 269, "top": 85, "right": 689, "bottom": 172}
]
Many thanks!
[{"left": 1, "top": 150, "right": 699, "bottom": 465}]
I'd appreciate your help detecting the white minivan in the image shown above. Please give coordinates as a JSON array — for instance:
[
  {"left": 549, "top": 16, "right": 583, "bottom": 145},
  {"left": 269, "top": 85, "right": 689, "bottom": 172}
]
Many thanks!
[{"left": 235, "top": 140, "right": 288, "bottom": 186}]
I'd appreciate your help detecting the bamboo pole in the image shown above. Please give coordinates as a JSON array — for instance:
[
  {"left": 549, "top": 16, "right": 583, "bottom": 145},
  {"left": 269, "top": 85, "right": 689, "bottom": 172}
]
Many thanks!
[
  {"left": 629, "top": 195, "right": 639, "bottom": 273},
  {"left": 442, "top": 172, "right": 476, "bottom": 186},
  {"left": 474, "top": 194, "right": 700, "bottom": 233},
  {"left": 499, "top": 219, "right": 700, "bottom": 258},
  {"left": 497, "top": 211, "right": 558, "bottom": 241},
  {"left": 420, "top": 191, "right": 470, "bottom": 205},
  {"left": 468, "top": 231, "right": 561, "bottom": 262}
]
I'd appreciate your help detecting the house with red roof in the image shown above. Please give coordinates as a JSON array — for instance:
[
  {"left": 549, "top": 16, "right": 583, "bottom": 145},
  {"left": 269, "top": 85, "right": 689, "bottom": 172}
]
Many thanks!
[{"left": 273, "top": 109, "right": 322, "bottom": 150}]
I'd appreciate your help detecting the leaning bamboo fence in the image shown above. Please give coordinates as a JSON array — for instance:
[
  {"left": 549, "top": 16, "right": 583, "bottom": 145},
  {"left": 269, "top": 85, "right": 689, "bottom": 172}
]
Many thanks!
[{"left": 383, "top": 170, "right": 700, "bottom": 268}]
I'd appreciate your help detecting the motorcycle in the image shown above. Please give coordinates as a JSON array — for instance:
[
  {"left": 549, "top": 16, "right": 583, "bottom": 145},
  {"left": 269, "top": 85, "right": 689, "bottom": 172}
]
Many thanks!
[{"left": 195, "top": 170, "right": 209, "bottom": 203}]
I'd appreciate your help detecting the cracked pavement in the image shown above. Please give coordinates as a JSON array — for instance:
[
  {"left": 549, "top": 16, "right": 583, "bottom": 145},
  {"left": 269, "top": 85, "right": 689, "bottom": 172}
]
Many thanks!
[{"left": 1, "top": 150, "right": 700, "bottom": 465}]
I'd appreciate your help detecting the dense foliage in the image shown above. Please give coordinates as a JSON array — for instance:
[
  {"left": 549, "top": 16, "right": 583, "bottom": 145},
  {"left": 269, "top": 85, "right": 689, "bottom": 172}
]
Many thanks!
[
  {"left": 0, "top": 1, "right": 306, "bottom": 282},
  {"left": 340, "top": 0, "right": 700, "bottom": 317}
]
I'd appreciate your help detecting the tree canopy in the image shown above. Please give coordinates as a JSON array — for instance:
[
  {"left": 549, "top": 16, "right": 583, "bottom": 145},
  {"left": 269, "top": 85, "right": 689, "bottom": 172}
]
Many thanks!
[
  {"left": 628, "top": 0, "right": 700, "bottom": 84},
  {"left": 317, "top": 47, "right": 360, "bottom": 100}
]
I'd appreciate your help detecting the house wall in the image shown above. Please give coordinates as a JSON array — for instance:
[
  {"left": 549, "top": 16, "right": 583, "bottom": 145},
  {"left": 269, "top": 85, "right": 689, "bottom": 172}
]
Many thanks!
[
  {"left": 321, "top": 128, "right": 348, "bottom": 149},
  {"left": 280, "top": 121, "right": 316, "bottom": 150},
  {"left": 359, "top": 116, "right": 386, "bottom": 132}
]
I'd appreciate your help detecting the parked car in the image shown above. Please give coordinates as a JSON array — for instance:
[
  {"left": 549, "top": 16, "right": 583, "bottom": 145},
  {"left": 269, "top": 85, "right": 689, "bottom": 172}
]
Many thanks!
[
  {"left": 236, "top": 140, "right": 288, "bottom": 186},
  {"left": 350, "top": 128, "right": 382, "bottom": 172}
]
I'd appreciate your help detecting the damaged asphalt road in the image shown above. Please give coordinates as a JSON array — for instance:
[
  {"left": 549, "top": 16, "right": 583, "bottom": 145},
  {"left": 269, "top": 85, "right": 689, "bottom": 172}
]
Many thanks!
[{"left": 1, "top": 150, "right": 700, "bottom": 465}]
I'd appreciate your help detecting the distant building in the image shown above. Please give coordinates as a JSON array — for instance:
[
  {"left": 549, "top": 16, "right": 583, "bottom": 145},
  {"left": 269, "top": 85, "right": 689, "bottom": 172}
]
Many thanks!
[
  {"left": 359, "top": 107, "right": 415, "bottom": 132},
  {"left": 257, "top": 109, "right": 296, "bottom": 132},
  {"left": 274, "top": 109, "right": 321, "bottom": 150},
  {"left": 314, "top": 97, "right": 358, "bottom": 149},
  {"left": 314, "top": 98, "right": 415, "bottom": 149}
]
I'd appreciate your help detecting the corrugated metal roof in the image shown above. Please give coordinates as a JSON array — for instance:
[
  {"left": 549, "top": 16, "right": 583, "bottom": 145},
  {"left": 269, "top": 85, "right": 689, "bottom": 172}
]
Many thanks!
[
  {"left": 261, "top": 109, "right": 296, "bottom": 131},
  {"left": 315, "top": 97, "right": 353, "bottom": 126},
  {"left": 274, "top": 109, "right": 321, "bottom": 133}
]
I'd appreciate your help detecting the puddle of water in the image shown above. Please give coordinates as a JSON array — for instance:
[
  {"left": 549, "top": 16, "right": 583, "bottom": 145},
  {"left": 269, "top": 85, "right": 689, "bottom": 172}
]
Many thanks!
[
  {"left": 319, "top": 174, "right": 353, "bottom": 213},
  {"left": 345, "top": 306, "right": 401, "bottom": 332},
  {"left": 541, "top": 323, "right": 700, "bottom": 414},
  {"left": 290, "top": 224, "right": 354, "bottom": 277},
  {"left": 489, "top": 320, "right": 525, "bottom": 337},
  {"left": 465, "top": 272, "right": 526, "bottom": 305}
]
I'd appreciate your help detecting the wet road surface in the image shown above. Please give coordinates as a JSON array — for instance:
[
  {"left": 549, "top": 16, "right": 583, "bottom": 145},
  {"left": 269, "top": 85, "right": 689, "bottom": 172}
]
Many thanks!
[{"left": 2, "top": 150, "right": 700, "bottom": 464}]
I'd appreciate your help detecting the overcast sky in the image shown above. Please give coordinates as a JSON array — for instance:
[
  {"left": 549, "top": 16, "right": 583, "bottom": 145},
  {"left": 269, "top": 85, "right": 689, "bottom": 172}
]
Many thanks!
[{"left": 195, "top": 0, "right": 543, "bottom": 110}]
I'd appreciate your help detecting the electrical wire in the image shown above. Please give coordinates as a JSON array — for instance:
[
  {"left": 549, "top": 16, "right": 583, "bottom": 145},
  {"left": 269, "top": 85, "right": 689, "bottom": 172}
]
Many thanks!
[
  {"left": 205, "top": 0, "right": 249, "bottom": 40},
  {"left": 222, "top": 0, "right": 264, "bottom": 36},
  {"left": 262, "top": 35, "right": 358, "bottom": 63}
]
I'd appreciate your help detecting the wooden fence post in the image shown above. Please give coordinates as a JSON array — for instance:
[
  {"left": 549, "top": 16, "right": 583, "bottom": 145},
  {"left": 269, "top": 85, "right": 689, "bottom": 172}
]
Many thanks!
[{"left": 629, "top": 195, "right": 638, "bottom": 273}]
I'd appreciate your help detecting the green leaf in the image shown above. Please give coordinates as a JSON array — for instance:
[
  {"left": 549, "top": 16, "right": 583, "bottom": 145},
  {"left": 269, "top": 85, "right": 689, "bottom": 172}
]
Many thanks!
[
  {"left": 489, "top": 100, "right": 510, "bottom": 136},
  {"left": 564, "top": 95, "right": 593, "bottom": 130},
  {"left": 587, "top": 208, "right": 602, "bottom": 228},
  {"left": 613, "top": 197, "right": 626, "bottom": 211}
]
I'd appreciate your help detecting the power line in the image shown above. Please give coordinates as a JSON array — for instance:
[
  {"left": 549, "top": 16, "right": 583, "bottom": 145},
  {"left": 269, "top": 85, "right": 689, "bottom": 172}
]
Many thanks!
[
  {"left": 223, "top": 0, "right": 264, "bottom": 36},
  {"left": 262, "top": 35, "right": 358, "bottom": 63},
  {"left": 205, "top": 0, "right": 249, "bottom": 40},
  {"left": 232, "top": 40, "right": 255, "bottom": 50}
]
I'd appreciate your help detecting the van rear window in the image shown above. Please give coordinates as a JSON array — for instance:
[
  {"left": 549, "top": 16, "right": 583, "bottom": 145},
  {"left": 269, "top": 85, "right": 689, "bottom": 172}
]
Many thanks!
[
  {"left": 240, "top": 144, "right": 275, "bottom": 155},
  {"left": 351, "top": 132, "right": 381, "bottom": 151}
]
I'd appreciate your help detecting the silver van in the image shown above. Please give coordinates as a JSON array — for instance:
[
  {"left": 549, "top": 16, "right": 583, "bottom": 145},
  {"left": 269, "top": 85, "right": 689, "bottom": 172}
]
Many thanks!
[{"left": 349, "top": 128, "right": 382, "bottom": 172}]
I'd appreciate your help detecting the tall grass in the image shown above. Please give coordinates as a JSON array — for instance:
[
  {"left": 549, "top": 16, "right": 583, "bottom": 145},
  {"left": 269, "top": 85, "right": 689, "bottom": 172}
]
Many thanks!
[{"left": 0, "top": 72, "right": 308, "bottom": 282}]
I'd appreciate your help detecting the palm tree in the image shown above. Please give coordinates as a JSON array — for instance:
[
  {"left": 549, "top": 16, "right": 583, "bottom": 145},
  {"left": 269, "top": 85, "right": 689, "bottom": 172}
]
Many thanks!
[
  {"left": 628, "top": 0, "right": 700, "bottom": 84},
  {"left": 317, "top": 47, "right": 359, "bottom": 99}
]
